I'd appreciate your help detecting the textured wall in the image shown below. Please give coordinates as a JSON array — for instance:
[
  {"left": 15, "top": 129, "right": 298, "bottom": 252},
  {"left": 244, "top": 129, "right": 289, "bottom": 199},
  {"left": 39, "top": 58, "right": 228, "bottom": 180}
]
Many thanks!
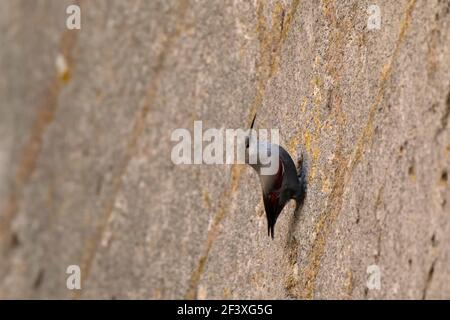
[{"left": 0, "top": 0, "right": 449, "bottom": 299}]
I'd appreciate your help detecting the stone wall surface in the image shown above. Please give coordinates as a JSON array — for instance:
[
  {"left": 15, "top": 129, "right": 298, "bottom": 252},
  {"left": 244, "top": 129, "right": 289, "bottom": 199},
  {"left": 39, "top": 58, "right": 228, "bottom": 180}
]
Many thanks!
[{"left": 0, "top": 0, "right": 449, "bottom": 299}]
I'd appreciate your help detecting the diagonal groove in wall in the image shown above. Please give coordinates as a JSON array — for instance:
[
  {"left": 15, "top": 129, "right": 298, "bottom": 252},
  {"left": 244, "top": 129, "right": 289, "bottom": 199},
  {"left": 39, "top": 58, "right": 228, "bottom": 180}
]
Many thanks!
[
  {"left": 284, "top": 0, "right": 347, "bottom": 297},
  {"left": 185, "top": 0, "right": 300, "bottom": 299},
  {"left": 0, "top": 0, "right": 82, "bottom": 254},
  {"left": 74, "top": 0, "right": 191, "bottom": 298},
  {"left": 295, "top": 0, "right": 418, "bottom": 299}
]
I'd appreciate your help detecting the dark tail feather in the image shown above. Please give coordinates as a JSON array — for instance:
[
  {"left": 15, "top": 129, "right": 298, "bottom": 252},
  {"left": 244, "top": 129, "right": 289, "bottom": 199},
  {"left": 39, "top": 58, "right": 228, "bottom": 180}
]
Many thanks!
[{"left": 267, "top": 219, "right": 275, "bottom": 239}]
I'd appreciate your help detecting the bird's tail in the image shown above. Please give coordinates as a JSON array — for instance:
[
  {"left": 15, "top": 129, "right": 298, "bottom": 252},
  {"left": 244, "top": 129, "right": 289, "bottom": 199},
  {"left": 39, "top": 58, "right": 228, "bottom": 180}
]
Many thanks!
[
  {"left": 266, "top": 212, "right": 276, "bottom": 239},
  {"left": 268, "top": 221, "right": 275, "bottom": 239}
]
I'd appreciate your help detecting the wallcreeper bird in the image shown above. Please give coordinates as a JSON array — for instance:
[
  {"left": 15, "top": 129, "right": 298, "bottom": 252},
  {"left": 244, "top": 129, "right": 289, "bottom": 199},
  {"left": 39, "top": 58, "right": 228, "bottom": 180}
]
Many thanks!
[{"left": 245, "top": 114, "right": 306, "bottom": 238}]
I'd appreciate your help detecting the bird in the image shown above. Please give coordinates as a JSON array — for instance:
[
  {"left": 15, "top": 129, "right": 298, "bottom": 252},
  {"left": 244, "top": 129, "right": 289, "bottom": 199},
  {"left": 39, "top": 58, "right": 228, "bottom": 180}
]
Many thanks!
[{"left": 245, "top": 114, "right": 306, "bottom": 238}]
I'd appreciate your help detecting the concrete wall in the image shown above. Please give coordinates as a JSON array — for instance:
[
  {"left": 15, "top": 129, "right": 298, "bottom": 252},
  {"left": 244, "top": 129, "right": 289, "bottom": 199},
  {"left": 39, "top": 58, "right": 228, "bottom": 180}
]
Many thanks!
[{"left": 0, "top": 0, "right": 449, "bottom": 299}]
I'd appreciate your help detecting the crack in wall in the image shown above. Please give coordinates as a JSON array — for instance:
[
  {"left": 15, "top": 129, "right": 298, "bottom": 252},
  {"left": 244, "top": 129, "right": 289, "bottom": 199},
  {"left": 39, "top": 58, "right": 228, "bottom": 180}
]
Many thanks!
[
  {"left": 422, "top": 258, "right": 437, "bottom": 299},
  {"left": 292, "top": 0, "right": 418, "bottom": 299},
  {"left": 435, "top": 85, "right": 450, "bottom": 139},
  {"left": 283, "top": 0, "right": 348, "bottom": 298}
]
